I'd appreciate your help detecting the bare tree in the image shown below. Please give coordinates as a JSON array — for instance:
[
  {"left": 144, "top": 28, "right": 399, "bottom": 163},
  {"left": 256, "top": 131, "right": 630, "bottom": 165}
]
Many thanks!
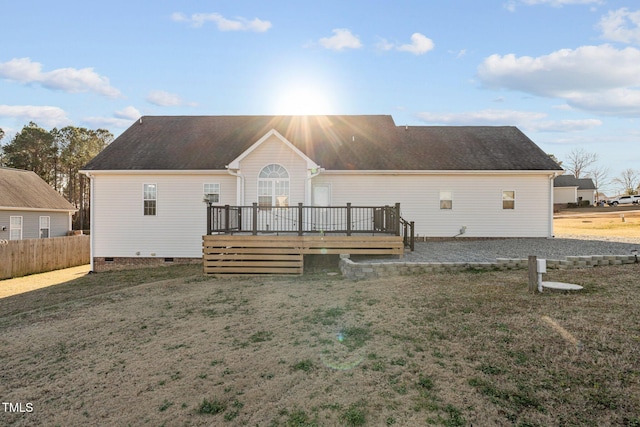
[
  {"left": 564, "top": 148, "right": 598, "bottom": 179},
  {"left": 585, "top": 165, "right": 610, "bottom": 202},
  {"left": 613, "top": 169, "right": 639, "bottom": 195}
]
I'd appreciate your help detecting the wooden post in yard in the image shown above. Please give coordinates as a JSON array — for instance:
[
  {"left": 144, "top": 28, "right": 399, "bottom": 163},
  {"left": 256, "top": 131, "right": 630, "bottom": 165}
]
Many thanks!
[{"left": 528, "top": 255, "right": 538, "bottom": 293}]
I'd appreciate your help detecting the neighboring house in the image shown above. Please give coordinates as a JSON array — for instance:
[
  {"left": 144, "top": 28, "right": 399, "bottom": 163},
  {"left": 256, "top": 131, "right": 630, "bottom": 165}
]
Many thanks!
[
  {"left": 553, "top": 174, "right": 596, "bottom": 207},
  {"left": 0, "top": 167, "right": 77, "bottom": 240},
  {"left": 81, "top": 115, "right": 563, "bottom": 270}
]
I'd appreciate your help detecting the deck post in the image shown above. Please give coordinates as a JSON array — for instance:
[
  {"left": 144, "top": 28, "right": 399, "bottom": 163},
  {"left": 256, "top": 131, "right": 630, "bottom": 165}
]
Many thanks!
[
  {"left": 410, "top": 221, "right": 415, "bottom": 251},
  {"left": 224, "top": 205, "right": 230, "bottom": 232},
  {"left": 252, "top": 203, "right": 258, "bottom": 235},
  {"left": 206, "top": 204, "right": 212, "bottom": 235},
  {"left": 346, "top": 203, "right": 352, "bottom": 236},
  {"left": 298, "top": 203, "right": 304, "bottom": 236},
  {"left": 394, "top": 203, "right": 401, "bottom": 236}
]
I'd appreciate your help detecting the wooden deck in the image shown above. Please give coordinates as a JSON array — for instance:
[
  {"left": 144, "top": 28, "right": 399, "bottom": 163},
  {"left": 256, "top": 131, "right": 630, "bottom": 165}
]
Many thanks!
[{"left": 203, "top": 234, "right": 404, "bottom": 274}]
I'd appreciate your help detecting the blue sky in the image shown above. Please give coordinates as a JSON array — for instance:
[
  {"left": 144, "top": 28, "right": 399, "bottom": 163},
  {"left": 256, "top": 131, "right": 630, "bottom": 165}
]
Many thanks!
[{"left": 1, "top": 0, "right": 639, "bottom": 190}]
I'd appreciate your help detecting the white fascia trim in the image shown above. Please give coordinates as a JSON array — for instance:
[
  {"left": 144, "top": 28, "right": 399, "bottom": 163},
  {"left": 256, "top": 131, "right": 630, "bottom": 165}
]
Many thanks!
[
  {"left": 319, "top": 169, "right": 564, "bottom": 175},
  {"left": 79, "top": 169, "right": 229, "bottom": 176},
  {"left": 226, "top": 129, "right": 319, "bottom": 170},
  {"left": 0, "top": 206, "right": 77, "bottom": 213}
]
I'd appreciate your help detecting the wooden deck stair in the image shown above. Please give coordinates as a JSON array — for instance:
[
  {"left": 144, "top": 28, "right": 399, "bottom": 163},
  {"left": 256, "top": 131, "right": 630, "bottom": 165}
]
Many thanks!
[{"left": 203, "top": 234, "right": 403, "bottom": 274}]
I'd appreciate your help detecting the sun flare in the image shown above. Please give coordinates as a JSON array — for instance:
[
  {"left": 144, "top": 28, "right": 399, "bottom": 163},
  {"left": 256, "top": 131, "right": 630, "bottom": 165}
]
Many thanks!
[{"left": 274, "top": 86, "right": 333, "bottom": 115}]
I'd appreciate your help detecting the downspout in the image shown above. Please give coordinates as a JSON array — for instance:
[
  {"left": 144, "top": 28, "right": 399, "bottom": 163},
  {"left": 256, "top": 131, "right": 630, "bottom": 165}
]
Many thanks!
[
  {"left": 226, "top": 167, "right": 244, "bottom": 205},
  {"left": 83, "top": 172, "right": 95, "bottom": 272},
  {"left": 305, "top": 167, "right": 323, "bottom": 205},
  {"left": 549, "top": 172, "right": 560, "bottom": 238}
]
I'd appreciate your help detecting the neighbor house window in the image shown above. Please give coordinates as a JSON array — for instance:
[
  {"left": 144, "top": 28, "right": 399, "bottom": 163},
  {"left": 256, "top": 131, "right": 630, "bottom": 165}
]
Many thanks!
[
  {"left": 440, "top": 191, "right": 453, "bottom": 210},
  {"left": 143, "top": 184, "right": 157, "bottom": 216},
  {"left": 502, "top": 190, "right": 515, "bottom": 210},
  {"left": 10, "top": 216, "right": 22, "bottom": 240},
  {"left": 204, "top": 183, "right": 220, "bottom": 204},
  {"left": 39, "top": 216, "right": 50, "bottom": 238},
  {"left": 258, "top": 164, "right": 289, "bottom": 208}
]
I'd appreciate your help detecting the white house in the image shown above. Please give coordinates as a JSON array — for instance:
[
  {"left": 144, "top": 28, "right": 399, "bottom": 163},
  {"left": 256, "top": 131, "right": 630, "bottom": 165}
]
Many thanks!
[
  {"left": 81, "top": 115, "right": 562, "bottom": 271},
  {"left": 553, "top": 174, "right": 596, "bottom": 207}
]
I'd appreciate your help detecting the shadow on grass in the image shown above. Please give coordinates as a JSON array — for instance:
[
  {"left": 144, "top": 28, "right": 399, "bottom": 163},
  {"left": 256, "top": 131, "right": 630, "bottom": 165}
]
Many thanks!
[{"left": 0, "top": 264, "right": 204, "bottom": 321}]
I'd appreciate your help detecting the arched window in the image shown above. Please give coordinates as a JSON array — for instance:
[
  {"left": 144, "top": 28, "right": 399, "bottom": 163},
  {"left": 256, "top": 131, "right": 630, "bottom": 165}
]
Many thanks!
[{"left": 258, "top": 164, "right": 289, "bottom": 208}]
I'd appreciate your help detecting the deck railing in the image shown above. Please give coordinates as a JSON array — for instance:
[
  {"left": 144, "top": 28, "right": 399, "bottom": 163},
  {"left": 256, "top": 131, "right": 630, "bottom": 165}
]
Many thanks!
[{"left": 206, "top": 202, "right": 414, "bottom": 250}]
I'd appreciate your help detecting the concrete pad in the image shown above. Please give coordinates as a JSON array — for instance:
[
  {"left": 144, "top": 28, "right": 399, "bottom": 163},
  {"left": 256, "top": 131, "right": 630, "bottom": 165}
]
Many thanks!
[{"left": 542, "top": 281, "right": 583, "bottom": 291}]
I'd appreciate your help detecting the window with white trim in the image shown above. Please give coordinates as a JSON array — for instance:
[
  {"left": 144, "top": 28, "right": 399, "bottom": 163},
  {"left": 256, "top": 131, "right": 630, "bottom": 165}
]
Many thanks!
[
  {"left": 502, "top": 190, "right": 515, "bottom": 210},
  {"left": 440, "top": 191, "right": 453, "bottom": 210},
  {"left": 39, "top": 216, "right": 50, "bottom": 238},
  {"left": 10, "top": 216, "right": 22, "bottom": 240},
  {"left": 204, "top": 183, "right": 220, "bottom": 204},
  {"left": 143, "top": 184, "right": 157, "bottom": 216},
  {"left": 258, "top": 164, "right": 289, "bottom": 208}
]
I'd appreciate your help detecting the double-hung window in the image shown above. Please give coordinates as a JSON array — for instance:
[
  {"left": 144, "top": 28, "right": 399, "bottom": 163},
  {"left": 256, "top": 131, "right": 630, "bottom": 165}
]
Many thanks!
[
  {"left": 39, "top": 216, "right": 50, "bottom": 238},
  {"left": 143, "top": 184, "right": 157, "bottom": 216},
  {"left": 502, "top": 190, "right": 515, "bottom": 210},
  {"left": 204, "top": 183, "right": 220, "bottom": 204},
  {"left": 10, "top": 216, "right": 22, "bottom": 240},
  {"left": 440, "top": 191, "right": 453, "bottom": 210}
]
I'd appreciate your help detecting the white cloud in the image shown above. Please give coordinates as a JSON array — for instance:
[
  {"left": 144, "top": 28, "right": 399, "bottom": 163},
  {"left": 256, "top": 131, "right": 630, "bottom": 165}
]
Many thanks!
[
  {"left": 83, "top": 106, "right": 142, "bottom": 129},
  {"left": 146, "top": 90, "right": 197, "bottom": 107},
  {"left": 376, "top": 38, "right": 395, "bottom": 52},
  {"left": 83, "top": 116, "right": 135, "bottom": 129},
  {"left": 520, "top": 0, "right": 602, "bottom": 6},
  {"left": 318, "top": 29, "right": 362, "bottom": 51},
  {"left": 505, "top": 0, "right": 602, "bottom": 11},
  {"left": 397, "top": 33, "right": 435, "bottom": 55},
  {"left": 0, "top": 105, "right": 71, "bottom": 127},
  {"left": 376, "top": 33, "right": 435, "bottom": 55},
  {"left": 528, "top": 119, "right": 602, "bottom": 132},
  {"left": 477, "top": 44, "right": 640, "bottom": 116},
  {"left": 172, "top": 12, "right": 271, "bottom": 32},
  {"left": 416, "top": 109, "right": 602, "bottom": 133},
  {"left": 598, "top": 8, "right": 640, "bottom": 45},
  {"left": 0, "top": 58, "right": 121, "bottom": 98},
  {"left": 114, "top": 106, "right": 141, "bottom": 120},
  {"left": 417, "top": 109, "right": 546, "bottom": 125}
]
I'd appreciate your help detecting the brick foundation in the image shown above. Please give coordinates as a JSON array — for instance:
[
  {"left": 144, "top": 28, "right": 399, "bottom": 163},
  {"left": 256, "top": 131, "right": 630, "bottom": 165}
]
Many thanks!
[{"left": 93, "top": 257, "right": 201, "bottom": 272}]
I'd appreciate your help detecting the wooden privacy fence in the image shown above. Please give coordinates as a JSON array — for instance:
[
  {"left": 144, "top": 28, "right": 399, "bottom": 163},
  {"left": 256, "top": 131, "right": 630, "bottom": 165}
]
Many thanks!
[{"left": 0, "top": 235, "right": 90, "bottom": 279}]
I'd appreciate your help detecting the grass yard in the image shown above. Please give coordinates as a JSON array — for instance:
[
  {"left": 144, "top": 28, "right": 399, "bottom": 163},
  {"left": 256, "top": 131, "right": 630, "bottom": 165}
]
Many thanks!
[
  {"left": 1, "top": 263, "right": 639, "bottom": 426},
  {"left": 554, "top": 209, "right": 640, "bottom": 239}
]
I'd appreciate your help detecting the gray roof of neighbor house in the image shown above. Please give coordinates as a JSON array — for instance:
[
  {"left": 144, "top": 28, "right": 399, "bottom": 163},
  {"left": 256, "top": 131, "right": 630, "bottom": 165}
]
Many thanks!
[
  {"left": 82, "top": 115, "right": 563, "bottom": 172},
  {"left": 0, "top": 167, "right": 77, "bottom": 211},
  {"left": 553, "top": 174, "right": 596, "bottom": 190}
]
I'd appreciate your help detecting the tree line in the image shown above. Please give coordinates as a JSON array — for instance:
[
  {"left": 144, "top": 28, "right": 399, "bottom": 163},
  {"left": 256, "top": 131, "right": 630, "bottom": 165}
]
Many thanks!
[{"left": 0, "top": 122, "right": 113, "bottom": 229}]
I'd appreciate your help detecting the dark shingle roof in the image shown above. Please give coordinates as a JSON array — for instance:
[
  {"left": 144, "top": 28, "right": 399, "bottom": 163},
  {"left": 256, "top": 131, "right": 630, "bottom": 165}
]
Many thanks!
[
  {"left": 82, "top": 115, "right": 562, "bottom": 172},
  {"left": 553, "top": 174, "right": 596, "bottom": 190},
  {"left": 0, "top": 167, "right": 77, "bottom": 211}
]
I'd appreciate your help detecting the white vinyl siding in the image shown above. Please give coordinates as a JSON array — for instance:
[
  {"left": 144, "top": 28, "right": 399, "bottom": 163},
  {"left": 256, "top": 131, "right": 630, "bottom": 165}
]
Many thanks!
[
  {"left": 238, "top": 134, "right": 307, "bottom": 206},
  {"left": 92, "top": 173, "right": 236, "bottom": 258},
  {"left": 312, "top": 173, "right": 553, "bottom": 238}
]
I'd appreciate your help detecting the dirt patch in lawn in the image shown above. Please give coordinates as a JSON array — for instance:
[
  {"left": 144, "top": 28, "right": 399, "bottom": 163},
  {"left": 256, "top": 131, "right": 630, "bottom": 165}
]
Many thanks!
[{"left": 1, "top": 264, "right": 639, "bottom": 426}]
